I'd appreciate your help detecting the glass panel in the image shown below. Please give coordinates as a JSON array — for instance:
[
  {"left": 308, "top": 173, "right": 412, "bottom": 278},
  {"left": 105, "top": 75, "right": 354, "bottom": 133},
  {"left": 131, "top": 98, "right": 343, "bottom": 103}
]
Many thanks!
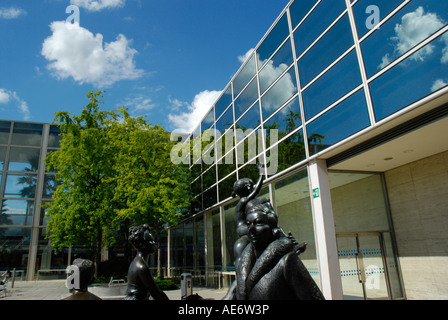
[
  {"left": 0, "top": 146, "right": 6, "bottom": 170},
  {"left": 203, "top": 185, "right": 217, "bottom": 210},
  {"left": 216, "top": 106, "right": 234, "bottom": 136},
  {"left": 261, "top": 67, "right": 298, "bottom": 120},
  {"left": 236, "top": 132, "right": 263, "bottom": 168},
  {"left": 201, "top": 107, "right": 215, "bottom": 134},
  {"left": 36, "top": 228, "right": 67, "bottom": 274},
  {"left": 383, "top": 232, "right": 405, "bottom": 299},
  {"left": 234, "top": 78, "right": 258, "bottom": 121},
  {"left": 370, "top": 29, "right": 448, "bottom": 121},
  {"left": 329, "top": 173, "right": 391, "bottom": 233},
  {"left": 298, "top": 13, "right": 354, "bottom": 86},
  {"left": 11, "top": 123, "right": 43, "bottom": 147},
  {"left": 0, "top": 121, "right": 11, "bottom": 144},
  {"left": 48, "top": 125, "right": 62, "bottom": 148},
  {"left": 0, "top": 228, "right": 31, "bottom": 273},
  {"left": 205, "top": 209, "right": 222, "bottom": 287},
  {"left": 264, "top": 96, "right": 302, "bottom": 139},
  {"left": 307, "top": 89, "right": 370, "bottom": 156},
  {"left": 302, "top": 49, "right": 362, "bottom": 120},
  {"left": 361, "top": 0, "right": 448, "bottom": 78},
  {"left": 235, "top": 102, "right": 261, "bottom": 131},
  {"left": 273, "top": 169, "right": 320, "bottom": 286},
  {"left": 268, "top": 129, "right": 306, "bottom": 177},
  {"left": 42, "top": 174, "right": 61, "bottom": 199},
  {"left": 217, "top": 147, "right": 236, "bottom": 183},
  {"left": 218, "top": 172, "right": 236, "bottom": 203},
  {"left": 259, "top": 39, "right": 294, "bottom": 94},
  {"left": 7, "top": 147, "right": 40, "bottom": 172},
  {"left": 4, "top": 173, "right": 37, "bottom": 198},
  {"left": 233, "top": 54, "right": 256, "bottom": 97},
  {"left": 289, "top": 0, "right": 318, "bottom": 30},
  {"left": 184, "top": 220, "right": 194, "bottom": 270},
  {"left": 294, "top": 0, "right": 347, "bottom": 57},
  {"left": 353, "top": 0, "right": 404, "bottom": 39},
  {"left": 257, "top": 14, "right": 290, "bottom": 69},
  {"left": 215, "top": 86, "right": 233, "bottom": 120},
  {"left": 194, "top": 216, "right": 206, "bottom": 285},
  {"left": 223, "top": 200, "right": 238, "bottom": 272},
  {"left": 337, "top": 236, "right": 365, "bottom": 299},
  {"left": 1, "top": 199, "right": 34, "bottom": 225}
]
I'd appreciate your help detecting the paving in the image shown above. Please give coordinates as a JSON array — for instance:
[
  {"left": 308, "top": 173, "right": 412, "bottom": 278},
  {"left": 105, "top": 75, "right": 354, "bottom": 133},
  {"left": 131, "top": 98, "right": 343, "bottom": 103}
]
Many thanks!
[{"left": 0, "top": 279, "right": 228, "bottom": 300}]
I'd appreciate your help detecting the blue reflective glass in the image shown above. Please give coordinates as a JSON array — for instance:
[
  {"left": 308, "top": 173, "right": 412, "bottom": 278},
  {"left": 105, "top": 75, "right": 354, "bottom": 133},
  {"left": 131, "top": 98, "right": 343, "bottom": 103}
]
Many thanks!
[
  {"left": 269, "top": 129, "right": 306, "bottom": 177},
  {"left": 234, "top": 78, "right": 258, "bottom": 120},
  {"left": 361, "top": 0, "right": 448, "bottom": 78},
  {"left": 257, "top": 14, "right": 290, "bottom": 69},
  {"left": 201, "top": 107, "right": 215, "bottom": 134},
  {"left": 294, "top": 0, "right": 347, "bottom": 57},
  {"left": 1, "top": 200, "right": 34, "bottom": 226},
  {"left": 261, "top": 67, "right": 298, "bottom": 121},
  {"left": 307, "top": 89, "right": 370, "bottom": 156},
  {"left": 289, "top": 0, "right": 318, "bottom": 29},
  {"left": 236, "top": 102, "right": 261, "bottom": 131},
  {"left": 259, "top": 39, "right": 294, "bottom": 94},
  {"left": 370, "top": 30, "right": 448, "bottom": 121},
  {"left": 7, "top": 147, "right": 41, "bottom": 172},
  {"left": 264, "top": 96, "right": 302, "bottom": 137},
  {"left": 298, "top": 14, "right": 354, "bottom": 86},
  {"left": 215, "top": 86, "right": 232, "bottom": 120},
  {"left": 353, "top": 0, "right": 404, "bottom": 39},
  {"left": 48, "top": 125, "right": 61, "bottom": 148},
  {"left": 216, "top": 105, "right": 234, "bottom": 135},
  {"left": 0, "top": 146, "right": 5, "bottom": 170},
  {"left": 233, "top": 54, "right": 256, "bottom": 97},
  {"left": 302, "top": 49, "right": 362, "bottom": 120},
  {"left": 5, "top": 173, "right": 37, "bottom": 198}
]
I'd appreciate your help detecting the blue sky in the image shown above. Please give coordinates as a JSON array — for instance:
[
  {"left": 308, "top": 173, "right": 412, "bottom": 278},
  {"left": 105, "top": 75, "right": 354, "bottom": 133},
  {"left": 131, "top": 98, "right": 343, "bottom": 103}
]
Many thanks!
[{"left": 0, "top": 0, "right": 289, "bottom": 132}]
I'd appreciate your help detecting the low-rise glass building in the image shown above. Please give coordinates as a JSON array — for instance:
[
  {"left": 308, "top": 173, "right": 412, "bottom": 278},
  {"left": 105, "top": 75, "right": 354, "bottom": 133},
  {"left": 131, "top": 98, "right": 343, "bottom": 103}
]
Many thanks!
[
  {"left": 0, "top": 121, "right": 63, "bottom": 281},
  {"left": 167, "top": 0, "right": 448, "bottom": 300}
]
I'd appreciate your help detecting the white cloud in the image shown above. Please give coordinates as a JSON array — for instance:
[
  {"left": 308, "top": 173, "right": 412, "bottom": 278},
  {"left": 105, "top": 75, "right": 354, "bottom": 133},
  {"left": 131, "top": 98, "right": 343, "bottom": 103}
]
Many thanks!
[
  {"left": 168, "top": 90, "right": 222, "bottom": 133},
  {"left": 70, "top": 0, "right": 125, "bottom": 11},
  {"left": 431, "top": 79, "right": 447, "bottom": 92},
  {"left": 441, "top": 33, "right": 448, "bottom": 64},
  {"left": 41, "top": 21, "right": 143, "bottom": 88},
  {"left": 238, "top": 48, "right": 255, "bottom": 64},
  {"left": 0, "top": 7, "right": 26, "bottom": 19},
  {"left": 122, "top": 94, "right": 156, "bottom": 116},
  {"left": 0, "top": 89, "right": 30, "bottom": 120},
  {"left": 381, "top": 7, "right": 445, "bottom": 68}
]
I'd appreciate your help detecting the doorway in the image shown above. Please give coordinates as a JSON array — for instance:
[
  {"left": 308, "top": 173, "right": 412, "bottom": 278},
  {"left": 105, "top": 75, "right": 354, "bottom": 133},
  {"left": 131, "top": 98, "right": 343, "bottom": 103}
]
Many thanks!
[{"left": 337, "top": 232, "right": 390, "bottom": 300}]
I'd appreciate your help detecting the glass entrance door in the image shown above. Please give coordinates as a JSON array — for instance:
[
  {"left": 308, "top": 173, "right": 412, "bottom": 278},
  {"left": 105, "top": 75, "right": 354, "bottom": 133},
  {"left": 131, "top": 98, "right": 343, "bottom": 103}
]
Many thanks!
[{"left": 337, "top": 232, "right": 390, "bottom": 300}]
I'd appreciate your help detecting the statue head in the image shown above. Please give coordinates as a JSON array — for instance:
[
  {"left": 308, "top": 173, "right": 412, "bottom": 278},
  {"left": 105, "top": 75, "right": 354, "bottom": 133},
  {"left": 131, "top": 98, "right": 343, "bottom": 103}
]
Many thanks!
[
  {"left": 72, "top": 258, "right": 95, "bottom": 291},
  {"left": 245, "top": 198, "right": 279, "bottom": 250},
  {"left": 232, "top": 178, "right": 254, "bottom": 198},
  {"left": 128, "top": 224, "right": 156, "bottom": 255}
]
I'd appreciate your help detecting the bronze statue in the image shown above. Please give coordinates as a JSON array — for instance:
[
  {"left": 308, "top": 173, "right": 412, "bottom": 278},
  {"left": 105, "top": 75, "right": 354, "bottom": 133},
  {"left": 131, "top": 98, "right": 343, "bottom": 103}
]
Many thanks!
[
  {"left": 224, "top": 164, "right": 323, "bottom": 300},
  {"left": 62, "top": 258, "right": 102, "bottom": 300},
  {"left": 124, "top": 224, "right": 169, "bottom": 300}
]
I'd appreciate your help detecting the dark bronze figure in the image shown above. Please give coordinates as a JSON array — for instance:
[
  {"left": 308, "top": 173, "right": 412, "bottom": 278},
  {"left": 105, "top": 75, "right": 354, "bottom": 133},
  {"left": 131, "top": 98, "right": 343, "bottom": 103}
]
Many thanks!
[
  {"left": 224, "top": 164, "right": 324, "bottom": 300},
  {"left": 124, "top": 224, "right": 169, "bottom": 300}
]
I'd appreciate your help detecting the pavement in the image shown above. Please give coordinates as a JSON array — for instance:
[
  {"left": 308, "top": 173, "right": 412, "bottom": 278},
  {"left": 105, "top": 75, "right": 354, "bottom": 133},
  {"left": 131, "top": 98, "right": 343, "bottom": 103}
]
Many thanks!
[{"left": 0, "top": 280, "right": 228, "bottom": 300}]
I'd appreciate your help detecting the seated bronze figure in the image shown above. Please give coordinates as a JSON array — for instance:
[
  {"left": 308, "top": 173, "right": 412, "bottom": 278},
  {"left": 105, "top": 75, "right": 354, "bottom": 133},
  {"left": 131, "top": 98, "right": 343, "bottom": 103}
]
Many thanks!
[{"left": 125, "top": 224, "right": 169, "bottom": 300}]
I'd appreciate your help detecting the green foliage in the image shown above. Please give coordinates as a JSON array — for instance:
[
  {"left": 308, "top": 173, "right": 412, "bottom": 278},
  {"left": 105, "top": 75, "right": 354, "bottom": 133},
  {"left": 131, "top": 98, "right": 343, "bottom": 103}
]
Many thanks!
[{"left": 44, "top": 91, "right": 192, "bottom": 260}]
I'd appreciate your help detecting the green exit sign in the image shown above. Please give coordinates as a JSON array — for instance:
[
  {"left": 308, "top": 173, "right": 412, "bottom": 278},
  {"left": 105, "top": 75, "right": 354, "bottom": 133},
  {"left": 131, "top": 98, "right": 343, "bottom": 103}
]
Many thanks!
[{"left": 312, "top": 188, "right": 320, "bottom": 199}]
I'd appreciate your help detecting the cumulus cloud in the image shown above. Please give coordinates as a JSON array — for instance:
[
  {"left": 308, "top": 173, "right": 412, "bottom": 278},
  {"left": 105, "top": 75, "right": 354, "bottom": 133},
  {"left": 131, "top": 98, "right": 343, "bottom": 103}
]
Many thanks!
[
  {"left": 379, "top": 7, "right": 445, "bottom": 69},
  {"left": 70, "top": 0, "right": 125, "bottom": 11},
  {"left": 0, "top": 89, "right": 30, "bottom": 120},
  {"left": 238, "top": 48, "right": 255, "bottom": 64},
  {"left": 121, "top": 94, "right": 156, "bottom": 116},
  {"left": 168, "top": 90, "right": 222, "bottom": 133},
  {"left": 0, "top": 7, "right": 26, "bottom": 19},
  {"left": 41, "top": 21, "right": 143, "bottom": 88}
]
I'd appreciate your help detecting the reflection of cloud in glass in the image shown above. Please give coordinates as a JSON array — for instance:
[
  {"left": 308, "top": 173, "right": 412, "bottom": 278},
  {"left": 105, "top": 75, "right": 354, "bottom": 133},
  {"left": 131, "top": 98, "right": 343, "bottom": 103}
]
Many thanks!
[
  {"left": 261, "top": 65, "right": 296, "bottom": 113},
  {"left": 431, "top": 78, "right": 447, "bottom": 92},
  {"left": 379, "top": 7, "right": 445, "bottom": 69},
  {"left": 441, "top": 33, "right": 448, "bottom": 63}
]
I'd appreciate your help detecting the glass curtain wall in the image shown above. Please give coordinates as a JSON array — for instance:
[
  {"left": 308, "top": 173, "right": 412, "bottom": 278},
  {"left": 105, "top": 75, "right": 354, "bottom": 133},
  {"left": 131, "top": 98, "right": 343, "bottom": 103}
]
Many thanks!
[{"left": 0, "top": 122, "right": 61, "bottom": 280}]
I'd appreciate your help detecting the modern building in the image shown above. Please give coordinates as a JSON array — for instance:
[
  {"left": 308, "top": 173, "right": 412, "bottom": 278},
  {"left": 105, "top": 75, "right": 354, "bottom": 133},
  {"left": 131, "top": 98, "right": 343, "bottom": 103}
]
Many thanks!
[
  {"left": 0, "top": 121, "right": 62, "bottom": 281},
  {"left": 167, "top": 0, "right": 448, "bottom": 300}
]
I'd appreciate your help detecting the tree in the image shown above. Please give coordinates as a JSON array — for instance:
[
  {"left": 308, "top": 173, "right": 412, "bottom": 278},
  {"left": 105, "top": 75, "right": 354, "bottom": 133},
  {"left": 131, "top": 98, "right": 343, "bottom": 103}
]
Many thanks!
[
  {"left": 45, "top": 91, "right": 192, "bottom": 275},
  {"left": 45, "top": 91, "right": 119, "bottom": 264},
  {"left": 108, "top": 109, "right": 192, "bottom": 276}
]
